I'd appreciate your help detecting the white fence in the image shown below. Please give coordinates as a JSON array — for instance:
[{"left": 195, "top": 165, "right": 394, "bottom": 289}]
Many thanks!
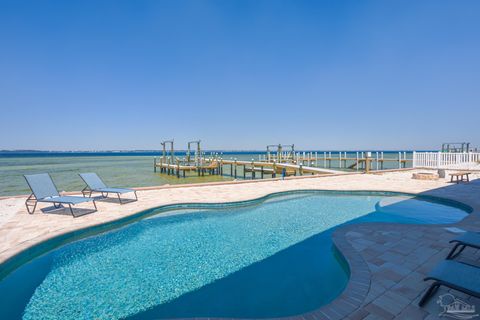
[{"left": 413, "top": 152, "right": 480, "bottom": 169}]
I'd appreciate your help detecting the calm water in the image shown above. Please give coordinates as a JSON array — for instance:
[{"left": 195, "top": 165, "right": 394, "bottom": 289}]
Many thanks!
[
  {"left": 0, "top": 151, "right": 413, "bottom": 196},
  {"left": 0, "top": 191, "right": 467, "bottom": 319}
]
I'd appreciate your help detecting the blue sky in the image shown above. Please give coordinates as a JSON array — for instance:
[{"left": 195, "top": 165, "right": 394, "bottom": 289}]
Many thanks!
[{"left": 0, "top": 0, "right": 479, "bottom": 151}]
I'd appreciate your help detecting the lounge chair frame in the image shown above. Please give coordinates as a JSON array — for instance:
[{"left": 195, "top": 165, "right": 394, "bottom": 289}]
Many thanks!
[
  {"left": 24, "top": 174, "right": 97, "bottom": 217},
  {"left": 81, "top": 187, "right": 138, "bottom": 204},
  {"left": 419, "top": 233, "right": 480, "bottom": 305},
  {"left": 25, "top": 193, "right": 98, "bottom": 216},
  {"left": 419, "top": 277, "right": 480, "bottom": 307},
  {"left": 79, "top": 173, "right": 138, "bottom": 204},
  {"left": 446, "top": 236, "right": 480, "bottom": 260},
  {"left": 419, "top": 260, "right": 480, "bottom": 307}
]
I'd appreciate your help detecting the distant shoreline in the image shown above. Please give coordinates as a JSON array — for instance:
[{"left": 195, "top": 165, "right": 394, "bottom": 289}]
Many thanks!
[
  {"left": 0, "top": 149, "right": 431, "bottom": 154},
  {"left": 0, "top": 150, "right": 434, "bottom": 159}
]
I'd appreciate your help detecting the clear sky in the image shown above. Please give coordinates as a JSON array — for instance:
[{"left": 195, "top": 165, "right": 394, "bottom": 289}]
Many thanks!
[{"left": 1, "top": 0, "right": 479, "bottom": 151}]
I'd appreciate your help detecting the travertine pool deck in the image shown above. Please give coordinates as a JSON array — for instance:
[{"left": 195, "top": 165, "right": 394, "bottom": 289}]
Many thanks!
[{"left": 1, "top": 170, "right": 480, "bottom": 319}]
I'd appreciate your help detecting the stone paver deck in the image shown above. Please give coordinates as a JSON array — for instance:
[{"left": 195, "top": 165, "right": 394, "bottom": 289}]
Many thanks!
[{"left": 1, "top": 169, "right": 480, "bottom": 319}]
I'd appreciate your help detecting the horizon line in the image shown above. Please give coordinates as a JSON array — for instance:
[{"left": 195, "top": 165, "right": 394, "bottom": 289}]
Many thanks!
[{"left": 0, "top": 149, "right": 434, "bottom": 153}]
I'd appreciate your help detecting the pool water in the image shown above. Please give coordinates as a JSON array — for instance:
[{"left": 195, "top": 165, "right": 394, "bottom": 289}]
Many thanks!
[{"left": 0, "top": 191, "right": 469, "bottom": 319}]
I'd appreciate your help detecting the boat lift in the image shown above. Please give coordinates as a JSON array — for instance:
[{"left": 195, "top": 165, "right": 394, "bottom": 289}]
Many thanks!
[
  {"left": 160, "top": 139, "right": 175, "bottom": 164},
  {"left": 441, "top": 142, "right": 471, "bottom": 153},
  {"left": 266, "top": 144, "right": 295, "bottom": 162},
  {"left": 186, "top": 140, "right": 202, "bottom": 165}
]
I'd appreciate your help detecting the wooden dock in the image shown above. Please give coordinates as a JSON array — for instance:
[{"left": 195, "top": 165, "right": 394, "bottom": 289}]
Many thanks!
[
  {"left": 154, "top": 160, "right": 221, "bottom": 178},
  {"left": 260, "top": 151, "right": 411, "bottom": 170},
  {"left": 154, "top": 157, "right": 346, "bottom": 180},
  {"left": 153, "top": 142, "right": 412, "bottom": 180},
  {"left": 217, "top": 159, "right": 345, "bottom": 177}
]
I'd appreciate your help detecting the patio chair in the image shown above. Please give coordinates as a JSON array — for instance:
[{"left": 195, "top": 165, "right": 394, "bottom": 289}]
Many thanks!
[
  {"left": 446, "top": 232, "right": 480, "bottom": 259},
  {"left": 24, "top": 173, "right": 97, "bottom": 216},
  {"left": 79, "top": 173, "right": 138, "bottom": 204},
  {"left": 419, "top": 260, "right": 480, "bottom": 306}
]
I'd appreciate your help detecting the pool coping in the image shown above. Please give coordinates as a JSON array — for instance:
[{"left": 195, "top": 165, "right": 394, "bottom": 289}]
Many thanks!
[
  {"left": 292, "top": 225, "right": 372, "bottom": 320},
  {"left": 0, "top": 188, "right": 475, "bottom": 320}
]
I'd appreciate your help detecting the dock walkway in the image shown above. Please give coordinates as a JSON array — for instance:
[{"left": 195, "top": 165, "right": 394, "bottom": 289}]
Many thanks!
[{"left": 217, "top": 159, "right": 345, "bottom": 175}]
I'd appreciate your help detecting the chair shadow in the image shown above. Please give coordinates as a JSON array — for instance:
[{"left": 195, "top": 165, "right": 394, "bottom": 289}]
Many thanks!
[
  {"left": 91, "top": 196, "right": 137, "bottom": 204},
  {"left": 40, "top": 205, "right": 97, "bottom": 217}
]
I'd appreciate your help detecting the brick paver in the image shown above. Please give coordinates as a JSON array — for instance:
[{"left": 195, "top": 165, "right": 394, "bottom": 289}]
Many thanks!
[{"left": 339, "top": 220, "right": 480, "bottom": 319}]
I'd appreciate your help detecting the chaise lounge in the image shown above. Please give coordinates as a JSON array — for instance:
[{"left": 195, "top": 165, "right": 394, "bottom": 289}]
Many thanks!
[
  {"left": 419, "top": 259, "right": 480, "bottom": 306},
  {"left": 24, "top": 173, "right": 97, "bottom": 216},
  {"left": 79, "top": 172, "right": 138, "bottom": 204},
  {"left": 419, "top": 232, "right": 480, "bottom": 306},
  {"left": 446, "top": 232, "right": 480, "bottom": 259}
]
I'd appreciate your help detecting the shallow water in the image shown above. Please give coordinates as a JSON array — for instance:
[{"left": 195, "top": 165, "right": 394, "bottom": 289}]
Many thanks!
[
  {"left": 0, "top": 154, "right": 236, "bottom": 196},
  {"left": 0, "top": 151, "right": 413, "bottom": 196},
  {"left": 0, "top": 191, "right": 467, "bottom": 319}
]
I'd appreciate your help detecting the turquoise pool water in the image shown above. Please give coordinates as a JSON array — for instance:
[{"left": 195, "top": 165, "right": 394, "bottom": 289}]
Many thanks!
[{"left": 0, "top": 191, "right": 469, "bottom": 319}]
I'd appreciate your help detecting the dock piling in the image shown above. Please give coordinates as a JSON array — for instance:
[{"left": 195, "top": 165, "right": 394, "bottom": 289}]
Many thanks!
[
  {"left": 234, "top": 159, "right": 237, "bottom": 178},
  {"left": 154, "top": 143, "right": 413, "bottom": 180}
]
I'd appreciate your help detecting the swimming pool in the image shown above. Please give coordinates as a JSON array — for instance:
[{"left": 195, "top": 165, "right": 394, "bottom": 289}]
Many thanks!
[{"left": 0, "top": 190, "right": 471, "bottom": 319}]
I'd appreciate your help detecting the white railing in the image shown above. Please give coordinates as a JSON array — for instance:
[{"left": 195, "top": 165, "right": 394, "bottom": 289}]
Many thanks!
[{"left": 413, "top": 151, "right": 480, "bottom": 169}]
